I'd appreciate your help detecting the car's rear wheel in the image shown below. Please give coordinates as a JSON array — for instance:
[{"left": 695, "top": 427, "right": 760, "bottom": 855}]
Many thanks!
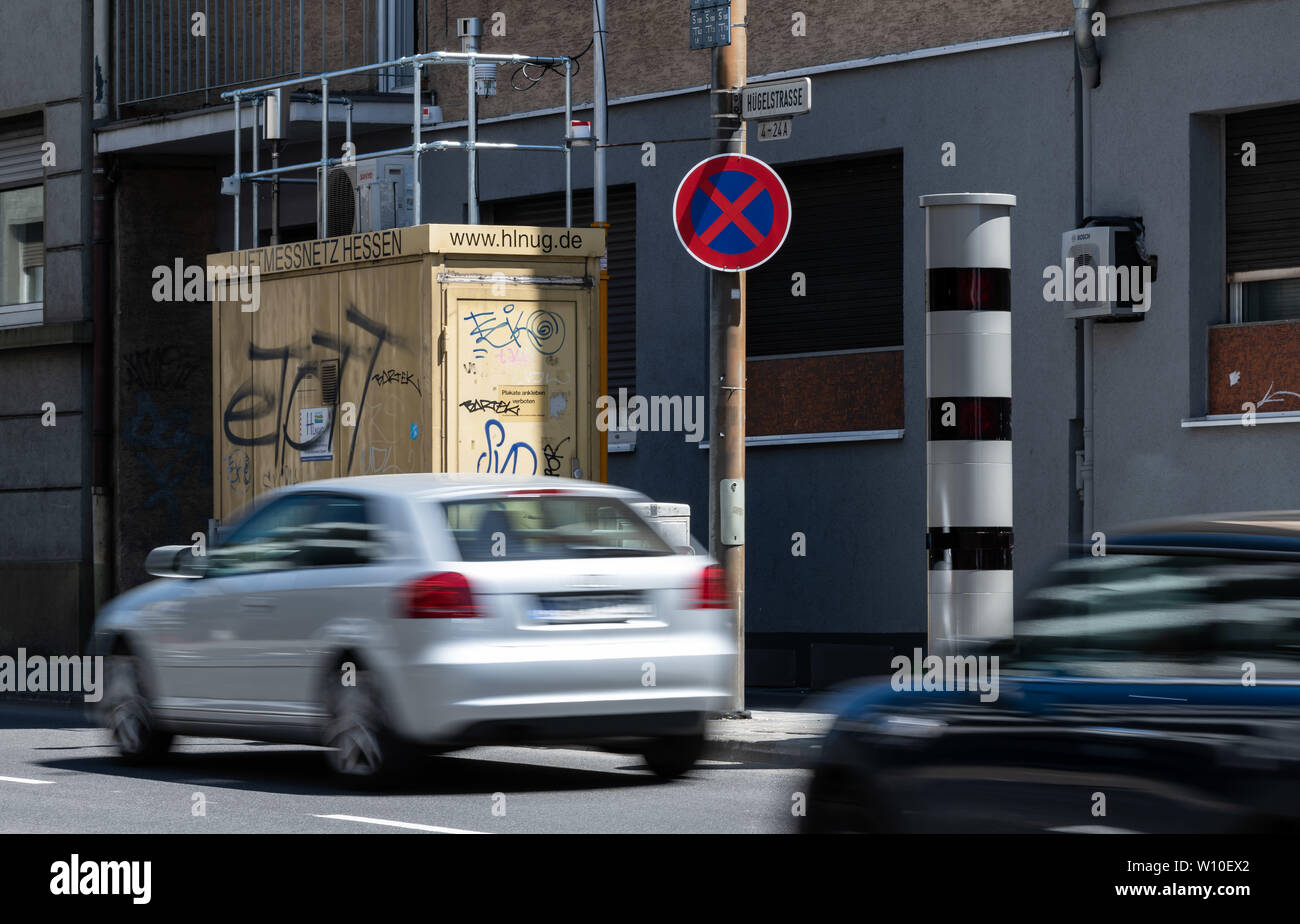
[
  {"left": 640, "top": 726, "right": 706, "bottom": 779},
  {"left": 104, "top": 653, "right": 173, "bottom": 763},
  {"left": 323, "top": 667, "right": 413, "bottom": 787}
]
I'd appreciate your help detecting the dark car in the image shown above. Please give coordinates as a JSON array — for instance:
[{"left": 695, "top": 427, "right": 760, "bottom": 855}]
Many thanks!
[{"left": 803, "top": 514, "right": 1300, "bottom": 833}]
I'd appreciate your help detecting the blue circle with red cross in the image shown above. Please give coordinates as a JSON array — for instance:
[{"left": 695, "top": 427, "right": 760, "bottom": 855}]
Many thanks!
[{"left": 673, "top": 154, "right": 792, "bottom": 272}]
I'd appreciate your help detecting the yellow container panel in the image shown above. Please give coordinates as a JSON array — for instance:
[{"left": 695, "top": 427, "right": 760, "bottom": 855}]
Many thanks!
[
  {"left": 338, "top": 261, "right": 431, "bottom": 478},
  {"left": 250, "top": 272, "right": 339, "bottom": 493},
  {"left": 209, "top": 224, "right": 603, "bottom": 521},
  {"left": 449, "top": 289, "right": 585, "bottom": 478}
]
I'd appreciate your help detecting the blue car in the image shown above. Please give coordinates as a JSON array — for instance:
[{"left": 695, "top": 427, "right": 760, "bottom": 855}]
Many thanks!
[{"left": 803, "top": 514, "right": 1300, "bottom": 833}]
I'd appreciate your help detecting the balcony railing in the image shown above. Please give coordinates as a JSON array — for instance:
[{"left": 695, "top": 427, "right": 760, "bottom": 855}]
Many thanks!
[{"left": 114, "top": 0, "right": 420, "bottom": 115}]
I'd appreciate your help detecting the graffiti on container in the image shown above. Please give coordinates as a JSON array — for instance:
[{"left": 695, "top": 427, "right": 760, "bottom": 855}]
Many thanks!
[
  {"left": 225, "top": 451, "right": 251, "bottom": 495},
  {"left": 358, "top": 400, "right": 404, "bottom": 475},
  {"left": 525, "top": 368, "right": 571, "bottom": 387},
  {"left": 463, "top": 305, "right": 566, "bottom": 356},
  {"left": 475, "top": 419, "right": 538, "bottom": 475},
  {"left": 460, "top": 398, "right": 522, "bottom": 416},
  {"left": 261, "top": 466, "right": 302, "bottom": 490},
  {"left": 221, "top": 304, "right": 404, "bottom": 475},
  {"left": 542, "top": 436, "right": 570, "bottom": 477},
  {"left": 370, "top": 368, "right": 421, "bottom": 395}
]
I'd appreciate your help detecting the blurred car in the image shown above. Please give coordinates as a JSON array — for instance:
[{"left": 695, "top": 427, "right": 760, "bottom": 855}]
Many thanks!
[
  {"left": 803, "top": 513, "right": 1300, "bottom": 833},
  {"left": 91, "top": 474, "right": 735, "bottom": 784}
]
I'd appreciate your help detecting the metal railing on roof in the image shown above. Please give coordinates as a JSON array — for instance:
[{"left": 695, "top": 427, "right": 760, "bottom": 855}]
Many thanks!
[{"left": 223, "top": 47, "right": 578, "bottom": 250}]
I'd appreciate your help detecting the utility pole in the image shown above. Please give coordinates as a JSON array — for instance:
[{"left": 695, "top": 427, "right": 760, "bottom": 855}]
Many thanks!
[
  {"left": 708, "top": 0, "right": 747, "bottom": 716},
  {"left": 593, "top": 0, "right": 609, "bottom": 483}
]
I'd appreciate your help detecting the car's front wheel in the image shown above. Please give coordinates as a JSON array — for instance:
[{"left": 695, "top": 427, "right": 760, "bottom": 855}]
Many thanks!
[
  {"left": 103, "top": 653, "right": 173, "bottom": 764},
  {"left": 323, "top": 668, "right": 413, "bottom": 787}
]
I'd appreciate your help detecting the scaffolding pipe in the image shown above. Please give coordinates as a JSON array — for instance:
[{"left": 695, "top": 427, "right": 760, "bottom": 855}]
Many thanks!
[
  {"left": 233, "top": 94, "right": 241, "bottom": 249},
  {"left": 237, "top": 140, "right": 568, "bottom": 182},
  {"left": 412, "top": 61, "right": 422, "bottom": 225},
  {"left": 222, "top": 49, "right": 570, "bottom": 101},
  {"left": 251, "top": 97, "right": 259, "bottom": 248},
  {"left": 319, "top": 75, "right": 328, "bottom": 236},
  {"left": 223, "top": 46, "right": 576, "bottom": 248},
  {"left": 461, "top": 19, "right": 481, "bottom": 225},
  {"left": 565, "top": 58, "right": 573, "bottom": 227}
]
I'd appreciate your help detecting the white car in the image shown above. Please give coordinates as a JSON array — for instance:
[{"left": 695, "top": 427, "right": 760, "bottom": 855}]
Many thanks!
[{"left": 92, "top": 474, "right": 736, "bottom": 784}]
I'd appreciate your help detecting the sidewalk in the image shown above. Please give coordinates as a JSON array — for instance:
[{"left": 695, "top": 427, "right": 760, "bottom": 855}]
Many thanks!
[{"left": 705, "top": 707, "right": 838, "bottom": 768}]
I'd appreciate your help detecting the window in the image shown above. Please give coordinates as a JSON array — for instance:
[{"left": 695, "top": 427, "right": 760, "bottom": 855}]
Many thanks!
[
  {"left": 0, "top": 120, "right": 44, "bottom": 329},
  {"left": 437, "top": 493, "right": 673, "bottom": 562},
  {"left": 377, "top": 0, "right": 416, "bottom": 92},
  {"left": 1228, "top": 270, "right": 1300, "bottom": 323},
  {"left": 1226, "top": 104, "right": 1300, "bottom": 323},
  {"left": 1, "top": 188, "right": 41, "bottom": 307},
  {"left": 209, "top": 493, "right": 379, "bottom": 575},
  {"left": 747, "top": 152, "right": 903, "bottom": 356},
  {"left": 742, "top": 153, "right": 905, "bottom": 438}
]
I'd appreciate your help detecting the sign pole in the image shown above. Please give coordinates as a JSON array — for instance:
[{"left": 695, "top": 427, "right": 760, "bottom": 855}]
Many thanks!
[{"left": 709, "top": 0, "right": 747, "bottom": 715}]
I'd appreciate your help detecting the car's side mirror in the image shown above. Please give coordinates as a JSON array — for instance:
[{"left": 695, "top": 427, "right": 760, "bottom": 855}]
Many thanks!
[{"left": 144, "top": 545, "right": 207, "bottom": 579}]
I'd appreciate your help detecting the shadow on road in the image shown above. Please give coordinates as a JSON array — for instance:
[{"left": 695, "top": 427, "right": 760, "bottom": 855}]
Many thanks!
[{"left": 34, "top": 745, "right": 672, "bottom": 798}]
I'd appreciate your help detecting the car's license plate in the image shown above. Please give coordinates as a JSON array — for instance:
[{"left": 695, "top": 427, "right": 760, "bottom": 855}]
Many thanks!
[{"left": 528, "top": 594, "right": 652, "bottom": 623}]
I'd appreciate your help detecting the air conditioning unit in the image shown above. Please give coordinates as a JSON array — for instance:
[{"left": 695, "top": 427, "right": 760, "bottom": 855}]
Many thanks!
[
  {"left": 316, "top": 156, "right": 414, "bottom": 238},
  {"left": 1059, "top": 223, "right": 1155, "bottom": 320}
]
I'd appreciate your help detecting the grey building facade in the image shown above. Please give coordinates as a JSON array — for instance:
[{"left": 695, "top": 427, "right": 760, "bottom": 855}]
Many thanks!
[
  {"left": 0, "top": 0, "right": 96, "bottom": 655},
  {"left": 5, "top": 0, "right": 1299, "bottom": 689}
]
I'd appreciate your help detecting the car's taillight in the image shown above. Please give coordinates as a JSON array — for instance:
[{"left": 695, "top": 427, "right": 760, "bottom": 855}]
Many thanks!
[
  {"left": 693, "top": 564, "right": 729, "bottom": 609},
  {"left": 403, "top": 572, "right": 480, "bottom": 618}
]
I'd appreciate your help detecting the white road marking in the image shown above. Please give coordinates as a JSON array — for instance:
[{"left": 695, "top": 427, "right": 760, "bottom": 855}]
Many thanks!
[
  {"left": 0, "top": 776, "right": 54, "bottom": 785},
  {"left": 314, "top": 813, "right": 484, "bottom": 834},
  {"left": 1048, "top": 824, "right": 1139, "bottom": 834}
]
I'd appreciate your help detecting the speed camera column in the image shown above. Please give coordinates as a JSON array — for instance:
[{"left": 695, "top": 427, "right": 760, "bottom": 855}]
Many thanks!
[{"left": 919, "top": 193, "right": 1017, "bottom": 653}]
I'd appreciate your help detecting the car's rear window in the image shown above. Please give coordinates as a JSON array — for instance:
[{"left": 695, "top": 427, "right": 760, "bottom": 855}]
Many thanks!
[{"left": 437, "top": 493, "right": 675, "bottom": 561}]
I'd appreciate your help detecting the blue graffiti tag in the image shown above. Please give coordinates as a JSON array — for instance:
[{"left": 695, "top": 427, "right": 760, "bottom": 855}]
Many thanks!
[
  {"left": 463, "top": 306, "right": 566, "bottom": 355},
  {"left": 475, "top": 419, "right": 538, "bottom": 475}
]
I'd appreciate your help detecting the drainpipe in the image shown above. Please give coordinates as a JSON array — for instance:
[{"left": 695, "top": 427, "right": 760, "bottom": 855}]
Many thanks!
[
  {"left": 1074, "top": 0, "right": 1100, "bottom": 90},
  {"left": 1074, "top": 0, "right": 1100, "bottom": 544},
  {"left": 91, "top": 2, "right": 115, "bottom": 622}
]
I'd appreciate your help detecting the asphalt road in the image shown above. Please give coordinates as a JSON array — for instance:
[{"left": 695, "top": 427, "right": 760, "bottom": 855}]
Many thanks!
[{"left": 0, "top": 704, "right": 806, "bottom": 834}]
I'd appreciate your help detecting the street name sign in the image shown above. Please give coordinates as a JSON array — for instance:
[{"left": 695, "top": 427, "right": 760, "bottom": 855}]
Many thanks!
[{"left": 741, "top": 78, "right": 812, "bottom": 121}]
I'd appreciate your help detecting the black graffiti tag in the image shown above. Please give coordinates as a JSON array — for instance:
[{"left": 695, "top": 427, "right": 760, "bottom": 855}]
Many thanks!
[
  {"left": 221, "top": 304, "right": 400, "bottom": 474},
  {"left": 542, "top": 436, "right": 571, "bottom": 476},
  {"left": 460, "top": 399, "right": 522, "bottom": 416}
]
